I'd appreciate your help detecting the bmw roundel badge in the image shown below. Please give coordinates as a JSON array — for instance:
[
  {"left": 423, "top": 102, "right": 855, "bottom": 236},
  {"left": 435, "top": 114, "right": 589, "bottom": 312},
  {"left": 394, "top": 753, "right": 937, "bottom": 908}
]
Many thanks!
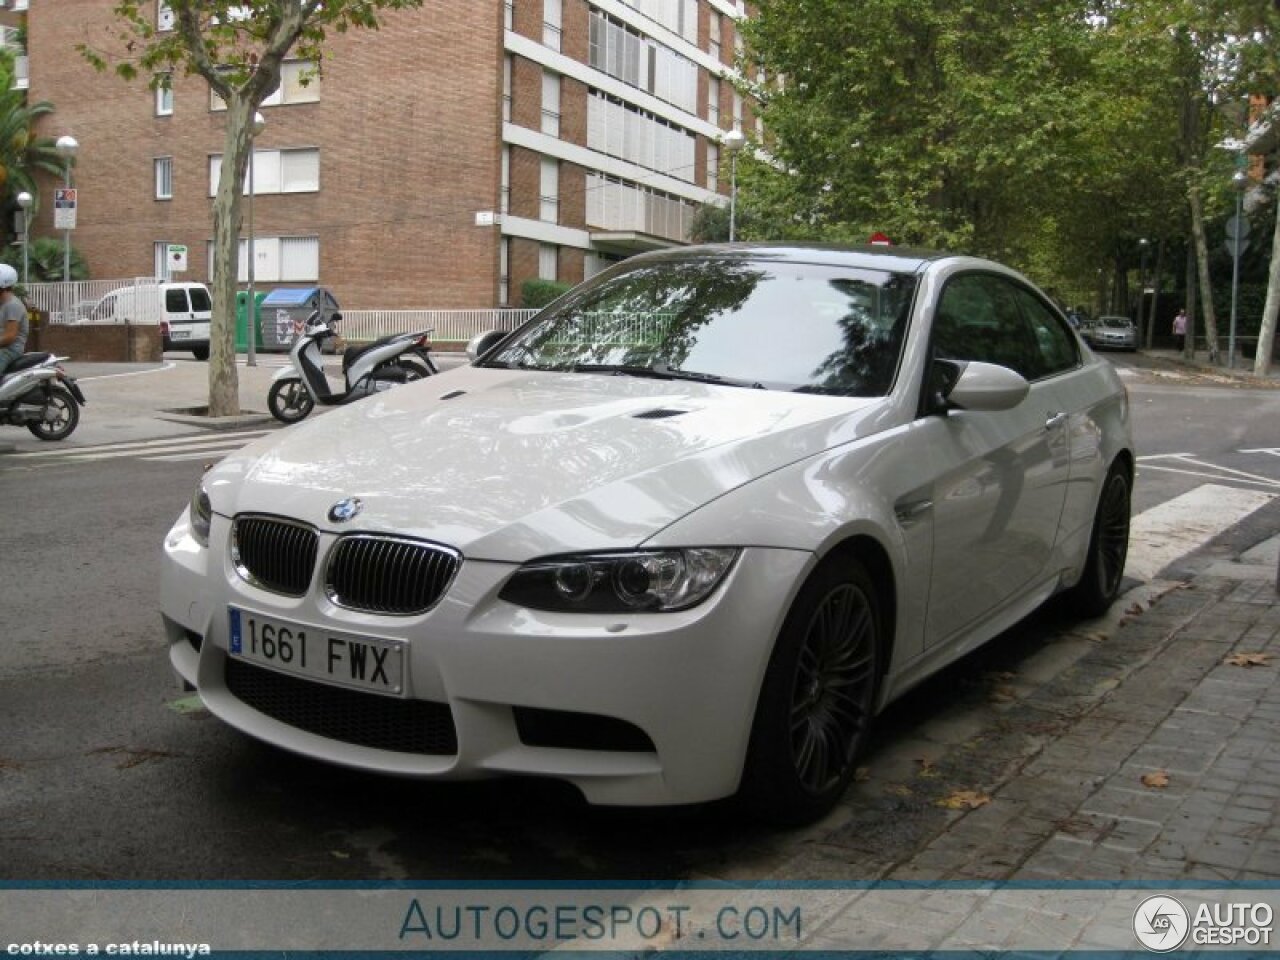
[{"left": 328, "top": 497, "right": 363, "bottom": 523}]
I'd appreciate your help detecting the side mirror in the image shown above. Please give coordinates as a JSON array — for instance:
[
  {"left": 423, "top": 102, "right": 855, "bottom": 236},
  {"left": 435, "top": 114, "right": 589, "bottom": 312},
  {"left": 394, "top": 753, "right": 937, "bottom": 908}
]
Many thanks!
[
  {"left": 939, "top": 360, "right": 1029, "bottom": 412},
  {"left": 466, "top": 329, "right": 508, "bottom": 362}
]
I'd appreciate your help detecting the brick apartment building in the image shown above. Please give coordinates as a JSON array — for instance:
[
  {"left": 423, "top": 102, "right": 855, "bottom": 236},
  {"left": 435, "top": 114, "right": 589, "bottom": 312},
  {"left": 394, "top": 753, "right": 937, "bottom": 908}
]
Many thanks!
[{"left": 21, "top": 0, "right": 750, "bottom": 310}]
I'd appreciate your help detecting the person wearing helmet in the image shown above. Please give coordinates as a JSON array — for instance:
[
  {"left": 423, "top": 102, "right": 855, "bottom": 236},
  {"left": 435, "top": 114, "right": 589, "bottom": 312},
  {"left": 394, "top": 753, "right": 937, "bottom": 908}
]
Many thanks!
[{"left": 0, "top": 263, "right": 27, "bottom": 377}]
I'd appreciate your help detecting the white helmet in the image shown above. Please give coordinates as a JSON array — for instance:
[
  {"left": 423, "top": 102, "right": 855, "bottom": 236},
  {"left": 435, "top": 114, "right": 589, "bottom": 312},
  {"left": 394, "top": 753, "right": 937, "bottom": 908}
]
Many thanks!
[{"left": 0, "top": 264, "right": 17, "bottom": 290}]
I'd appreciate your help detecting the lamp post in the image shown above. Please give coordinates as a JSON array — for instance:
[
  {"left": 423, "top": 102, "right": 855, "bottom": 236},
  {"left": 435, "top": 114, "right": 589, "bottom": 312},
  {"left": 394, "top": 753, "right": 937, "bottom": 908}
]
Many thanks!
[
  {"left": 15, "top": 191, "right": 32, "bottom": 287},
  {"left": 54, "top": 135, "right": 78, "bottom": 284},
  {"left": 1137, "top": 237, "right": 1149, "bottom": 340},
  {"left": 723, "top": 127, "right": 745, "bottom": 243},
  {"left": 246, "top": 111, "right": 265, "bottom": 367},
  {"left": 1228, "top": 169, "right": 1247, "bottom": 370}
]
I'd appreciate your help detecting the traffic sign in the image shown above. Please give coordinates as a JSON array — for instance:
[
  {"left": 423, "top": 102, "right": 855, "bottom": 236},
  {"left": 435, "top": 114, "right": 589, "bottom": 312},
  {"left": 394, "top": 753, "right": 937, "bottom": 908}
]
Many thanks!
[
  {"left": 54, "top": 188, "right": 77, "bottom": 230},
  {"left": 168, "top": 243, "right": 188, "bottom": 273},
  {"left": 869, "top": 232, "right": 892, "bottom": 246}
]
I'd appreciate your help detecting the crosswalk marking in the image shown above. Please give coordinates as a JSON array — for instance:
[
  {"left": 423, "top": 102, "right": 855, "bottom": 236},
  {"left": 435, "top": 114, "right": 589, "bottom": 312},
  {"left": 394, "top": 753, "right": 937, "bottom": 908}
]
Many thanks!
[
  {"left": 10, "top": 427, "right": 275, "bottom": 459},
  {"left": 1137, "top": 453, "right": 1280, "bottom": 490},
  {"left": 57, "top": 435, "right": 272, "bottom": 462},
  {"left": 1126, "top": 483, "right": 1277, "bottom": 582}
]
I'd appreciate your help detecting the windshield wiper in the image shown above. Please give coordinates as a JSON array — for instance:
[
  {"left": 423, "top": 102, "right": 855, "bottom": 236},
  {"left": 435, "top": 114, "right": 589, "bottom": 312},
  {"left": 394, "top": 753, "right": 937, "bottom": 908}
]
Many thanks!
[{"left": 571, "top": 362, "right": 765, "bottom": 390}]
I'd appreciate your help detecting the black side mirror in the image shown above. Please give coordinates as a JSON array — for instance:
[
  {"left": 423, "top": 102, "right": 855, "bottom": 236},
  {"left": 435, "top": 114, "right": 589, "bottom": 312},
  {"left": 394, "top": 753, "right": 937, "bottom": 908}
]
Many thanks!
[{"left": 467, "top": 330, "right": 508, "bottom": 362}]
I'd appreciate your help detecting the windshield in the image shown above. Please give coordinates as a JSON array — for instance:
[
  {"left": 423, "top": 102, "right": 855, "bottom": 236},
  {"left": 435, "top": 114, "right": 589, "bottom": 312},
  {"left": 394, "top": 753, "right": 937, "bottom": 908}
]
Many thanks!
[{"left": 482, "top": 258, "right": 917, "bottom": 396}]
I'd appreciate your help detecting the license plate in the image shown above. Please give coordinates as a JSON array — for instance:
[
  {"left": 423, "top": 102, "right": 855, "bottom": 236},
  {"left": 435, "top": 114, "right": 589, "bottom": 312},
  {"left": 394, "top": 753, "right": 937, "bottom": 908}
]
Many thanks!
[
  {"left": 171, "top": 330, "right": 189, "bottom": 340},
  {"left": 228, "top": 607, "right": 404, "bottom": 696}
]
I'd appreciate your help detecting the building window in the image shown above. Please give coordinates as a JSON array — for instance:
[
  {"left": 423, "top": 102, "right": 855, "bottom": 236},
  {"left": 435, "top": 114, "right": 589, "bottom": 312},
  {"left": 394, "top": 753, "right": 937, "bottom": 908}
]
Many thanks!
[
  {"left": 541, "top": 70, "right": 561, "bottom": 137},
  {"left": 209, "top": 147, "right": 320, "bottom": 196},
  {"left": 540, "top": 158, "right": 559, "bottom": 223},
  {"left": 210, "top": 60, "right": 319, "bottom": 111},
  {"left": 707, "top": 74, "right": 720, "bottom": 126},
  {"left": 706, "top": 142, "right": 718, "bottom": 192},
  {"left": 154, "top": 241, "right": 171, "bottom": 280},
  {"left": 155, "top": 157, "right": 173, "bottom": 200},
  {"left": 207, "top": 235, "right": 320, "bottom": 283},
  {"left": 157, "top": 1, "right": 174, "bottom": 31},
  {"left": 587, "top": 90, "right": 697, "bottom": 182},
  {"left": 156, "top": 80, "right": 173, "bottom": 117},
  {"left": 733, "top": 91, "right": 743, "bottom": 129},
  {"left": 588, "top": 10, "right": 697, "bottom": 114},
  {"left": 543, "top": 0, "right": 562, "bottom": 52},
  {"left": 709, "top": 13, "right": 721, "bottom": 61},
  {"left": 539, "top": 243, "right": 558, "bottom": 281}
]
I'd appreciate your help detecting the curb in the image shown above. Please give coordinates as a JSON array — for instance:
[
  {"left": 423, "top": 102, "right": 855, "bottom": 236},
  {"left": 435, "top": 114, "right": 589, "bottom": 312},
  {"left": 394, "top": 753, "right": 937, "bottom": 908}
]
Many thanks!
[{"left": 155, "top": 409, "right": 276, "bottom": 430}]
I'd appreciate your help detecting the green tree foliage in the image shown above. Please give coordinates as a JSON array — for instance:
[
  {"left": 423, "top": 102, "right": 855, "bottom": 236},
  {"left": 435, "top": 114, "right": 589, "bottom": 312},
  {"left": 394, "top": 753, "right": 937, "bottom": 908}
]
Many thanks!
[
  {"left": 1, "top": 236, "right": 89, "bottom": 283},
  {"left": 0, "top": 54, "right": 64, "bottom": 240},
  {"left": 80, "top": 0, "right": 423, "bottom": 416},
  {"left": 521, "top": 278, "right": 573, "bottom": 308}
]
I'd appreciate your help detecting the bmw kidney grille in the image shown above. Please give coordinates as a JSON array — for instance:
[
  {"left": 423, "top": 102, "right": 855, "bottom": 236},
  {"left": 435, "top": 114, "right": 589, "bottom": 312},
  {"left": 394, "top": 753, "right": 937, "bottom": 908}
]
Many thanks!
[{"left": 325, "top": 535, "right": 460, "bottom": 615}]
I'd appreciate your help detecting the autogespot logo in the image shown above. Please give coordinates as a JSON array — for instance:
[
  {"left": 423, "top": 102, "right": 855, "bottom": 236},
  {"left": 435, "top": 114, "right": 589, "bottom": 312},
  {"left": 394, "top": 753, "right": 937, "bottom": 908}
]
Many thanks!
[{"left": 1134, "top": 895, "right": 1191, "bottom": 952}]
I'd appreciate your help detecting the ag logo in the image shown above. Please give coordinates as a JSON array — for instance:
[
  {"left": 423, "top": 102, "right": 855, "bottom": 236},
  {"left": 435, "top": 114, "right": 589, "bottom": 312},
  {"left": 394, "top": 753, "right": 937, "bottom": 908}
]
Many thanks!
[
  {"left": 328, "top": 497, "right": 363, "bottom": 523},
  {"left": 1133, "top": 895, "right": 1190, "bottom": 952}
]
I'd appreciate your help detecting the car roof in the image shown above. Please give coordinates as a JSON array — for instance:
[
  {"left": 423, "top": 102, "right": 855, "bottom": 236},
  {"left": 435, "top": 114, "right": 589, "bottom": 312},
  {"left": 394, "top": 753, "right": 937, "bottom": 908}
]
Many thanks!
[{"left": 628, "top": 242, "right": 952, "bottom": 274}]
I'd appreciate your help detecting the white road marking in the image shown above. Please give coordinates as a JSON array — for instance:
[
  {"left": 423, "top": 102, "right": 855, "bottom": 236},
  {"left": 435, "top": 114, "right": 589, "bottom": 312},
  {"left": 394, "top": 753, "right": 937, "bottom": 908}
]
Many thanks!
[
  {"left": 77, "top": 362, "right": 176, "bottom": 381},
  {"left": 10, "top": 428, "right": 273, "bottom": 459},
  {"left": 56, "top": 436, "right": 271, "bottom": 462},
  {"left": 1137, "top": 452, "right": 1280, "bottom": 490},
  {"left": 144, "top": 450, "right": 242, "bottom": 463},
  {"left": 1126, "top": 483, "right": 1277, "bottom": 582}
]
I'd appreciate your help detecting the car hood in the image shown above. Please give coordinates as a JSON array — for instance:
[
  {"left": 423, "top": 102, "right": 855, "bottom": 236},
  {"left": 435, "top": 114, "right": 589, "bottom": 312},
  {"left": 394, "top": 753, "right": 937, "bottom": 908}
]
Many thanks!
[{"left": 208, "top": 366, "right": 895, "bottom": 561}]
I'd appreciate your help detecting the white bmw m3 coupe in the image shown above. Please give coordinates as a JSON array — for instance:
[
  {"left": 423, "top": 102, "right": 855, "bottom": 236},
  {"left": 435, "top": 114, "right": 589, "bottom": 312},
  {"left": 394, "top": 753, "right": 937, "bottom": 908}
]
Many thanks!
[{"left": 161, "top": 245, "right": 1132, "bottom": 824}]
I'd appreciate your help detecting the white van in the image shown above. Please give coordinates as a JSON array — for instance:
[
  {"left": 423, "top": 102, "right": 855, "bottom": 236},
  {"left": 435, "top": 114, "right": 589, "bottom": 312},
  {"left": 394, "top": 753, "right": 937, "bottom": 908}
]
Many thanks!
[{"left": 90, "top": 282, "right": 213, "bottom": 360}]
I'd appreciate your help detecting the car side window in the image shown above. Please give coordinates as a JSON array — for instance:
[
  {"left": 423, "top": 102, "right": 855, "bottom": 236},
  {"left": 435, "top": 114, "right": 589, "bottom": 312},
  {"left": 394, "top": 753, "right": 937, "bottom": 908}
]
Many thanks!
[
  {"left": 1011, "top": 287, "right": 1079, "bottom": 379},
  {"left": 165, "top": 289, "right": 189, "bottom": 312},
  {"left": 933, "top": 273, "right": 1040, "bottom": 379}
]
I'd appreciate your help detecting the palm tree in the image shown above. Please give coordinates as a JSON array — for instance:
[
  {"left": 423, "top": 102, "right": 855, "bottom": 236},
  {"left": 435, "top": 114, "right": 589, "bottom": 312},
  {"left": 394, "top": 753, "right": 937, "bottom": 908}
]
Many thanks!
[
  {"left": 1, "top": 235, "right": 88, "bottom": 283},
  {"left": 0, "top": 52, "right": 64, "bottom": 243}
]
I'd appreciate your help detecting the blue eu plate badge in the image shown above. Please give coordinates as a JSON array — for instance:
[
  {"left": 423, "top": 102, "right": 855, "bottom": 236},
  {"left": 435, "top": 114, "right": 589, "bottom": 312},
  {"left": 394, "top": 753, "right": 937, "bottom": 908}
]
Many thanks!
[{"left": 229, "top": 608, "right": 242, "bottom": 655}]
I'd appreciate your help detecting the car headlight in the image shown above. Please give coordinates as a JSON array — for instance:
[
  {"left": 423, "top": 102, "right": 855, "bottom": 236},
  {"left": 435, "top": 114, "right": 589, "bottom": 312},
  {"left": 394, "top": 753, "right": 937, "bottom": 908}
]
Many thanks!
[
  {"left": 500, "top": 548, "right": 739, "bottom": 613},
  {"left": 189, "top": 482, "right": 212, "bottom": 548}
]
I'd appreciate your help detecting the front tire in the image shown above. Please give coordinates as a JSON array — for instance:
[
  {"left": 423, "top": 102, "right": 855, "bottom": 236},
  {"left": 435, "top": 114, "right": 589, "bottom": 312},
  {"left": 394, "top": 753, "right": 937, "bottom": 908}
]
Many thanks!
[
  {"left": 740, "top": 557, "right": 882, "bottom": 826},
  {"left": 1068, "top": 463, "right": 1131, "bottom": 617},
  {"left": 267, "top": 378, "right": 314, "bottom": 424},
  {"left": 27, "top": 385, "right": 79, "bottom": 441}
]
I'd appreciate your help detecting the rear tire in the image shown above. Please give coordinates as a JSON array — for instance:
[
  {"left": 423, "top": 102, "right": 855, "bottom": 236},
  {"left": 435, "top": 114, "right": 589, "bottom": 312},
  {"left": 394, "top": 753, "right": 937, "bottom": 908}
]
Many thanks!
[
  {"left": 740, "top": 557, "right": 882, "bottom": 826},
  {"left": 267, "top": 378, "right": 314, "bottom": 424},
  {"left": 386, "top": 358, "right": 432, "bottom": 381},
  {"left": 1067, "top": 463, "right": 1131, "bottom": 617},
  {"left": 191, "top": 345, "right": 210, "bottom": 361},
  {"left": 27, "top": 385, "right": 79, "bottom": 441}
]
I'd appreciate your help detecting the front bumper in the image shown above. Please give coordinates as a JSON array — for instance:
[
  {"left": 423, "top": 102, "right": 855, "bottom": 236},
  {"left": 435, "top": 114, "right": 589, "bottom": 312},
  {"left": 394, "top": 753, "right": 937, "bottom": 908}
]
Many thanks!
[{"left": 162, "top": 512, "right": 811, "bottom": 806}]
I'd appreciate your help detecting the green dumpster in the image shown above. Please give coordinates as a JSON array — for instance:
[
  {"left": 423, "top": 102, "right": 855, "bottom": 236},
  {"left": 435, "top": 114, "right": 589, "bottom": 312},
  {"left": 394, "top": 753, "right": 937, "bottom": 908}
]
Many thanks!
[{"left": 235, "top": 290, "right": 268, "bottom": 353}]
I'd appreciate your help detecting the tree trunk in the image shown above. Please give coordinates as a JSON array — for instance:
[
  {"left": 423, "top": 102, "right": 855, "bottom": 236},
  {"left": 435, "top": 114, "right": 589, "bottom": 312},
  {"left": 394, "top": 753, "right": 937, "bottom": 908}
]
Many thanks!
[
  {"left": 1188, "top": 183, "right": 1220, "bottom": 364},
  {"left": 1254, "top": 198, "right": 1280, "bottom": 377},
  {"left": 1184, "top": 243, "right": 1197, "bottom": 360},
  {"left": 207, "top": 98, "right": 254, "bottom": 417}
]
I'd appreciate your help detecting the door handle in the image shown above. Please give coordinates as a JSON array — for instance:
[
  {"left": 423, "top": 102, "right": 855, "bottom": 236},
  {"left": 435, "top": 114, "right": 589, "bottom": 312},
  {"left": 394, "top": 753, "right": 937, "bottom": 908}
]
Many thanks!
[{"left": 1044, "top": 412, "right": 1068, "bottom": 432}]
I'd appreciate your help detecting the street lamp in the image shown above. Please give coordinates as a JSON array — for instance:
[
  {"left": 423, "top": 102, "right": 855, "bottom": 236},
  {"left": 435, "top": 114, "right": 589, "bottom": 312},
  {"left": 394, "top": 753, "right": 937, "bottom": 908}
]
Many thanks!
[
  {"left": 246, "top": 111, "right": 265, "bottom": 367},
  {"left": 15, "top": 191, "right": 32, "bottom": 287},
  {"left": 54, "top": 135, "right": 78, "bottom": 285},
  {"left": 723, "top": 127, "right": 745, "bottom": 243},
  {"left": 1228, "top": 169, "right": 1247, "bottom": 369}
]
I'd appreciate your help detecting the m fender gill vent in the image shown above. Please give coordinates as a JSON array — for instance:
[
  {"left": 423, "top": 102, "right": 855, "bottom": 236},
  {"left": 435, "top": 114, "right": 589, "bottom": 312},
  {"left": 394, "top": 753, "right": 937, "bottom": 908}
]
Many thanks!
[
  {"left": 632, "top": 407, "right": 692, "bottom": 420},
  {"left": 439, "top": 390, "right": 466, "bottom": 400}
]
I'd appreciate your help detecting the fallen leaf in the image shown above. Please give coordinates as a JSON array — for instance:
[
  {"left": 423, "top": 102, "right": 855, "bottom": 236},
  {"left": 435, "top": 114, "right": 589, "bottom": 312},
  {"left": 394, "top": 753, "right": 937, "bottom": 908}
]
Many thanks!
[
  {"left": 885, "top": 784, "right": 914, "bottom": 798},
  {"left": 331, "top": 850, "right": 350, "bottom": 860},
  {"left": 938, "top": 789, "right": 991, "bottom": 810},
  {"left": 989, "top": 685, "right": 1017, "bottom": 704},
  {"left": 854, "top": 766, "right": 871, "bottom": 783},
  {"left": 1126, "top": 603, "right": 1144, "bottom": 616},
  {"left": 1141, "top": 770, "right": 1170, "bottom": 789},
  {"left": 1225, "top": 652, "right": 1273, "bottom": 668}
]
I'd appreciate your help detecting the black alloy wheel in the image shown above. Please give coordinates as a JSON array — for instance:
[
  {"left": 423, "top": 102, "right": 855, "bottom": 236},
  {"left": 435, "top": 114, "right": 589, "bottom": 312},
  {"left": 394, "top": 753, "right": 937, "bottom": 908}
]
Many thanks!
[
  {"left": 742, "top": 558, "right": 882, "bottom": 825},
  {"left": 267, "top": 378, "right": 315, "bottom": 424},
  {"left": 1068, "top": 464, "right": 1131, "bottom": 617}
]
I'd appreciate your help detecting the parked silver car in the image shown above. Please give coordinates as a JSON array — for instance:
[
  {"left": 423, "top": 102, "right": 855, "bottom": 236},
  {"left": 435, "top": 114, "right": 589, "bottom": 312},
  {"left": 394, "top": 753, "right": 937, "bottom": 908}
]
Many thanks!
[{"left": 1086, "top": 316, "right": 1137, "bottom": 351}]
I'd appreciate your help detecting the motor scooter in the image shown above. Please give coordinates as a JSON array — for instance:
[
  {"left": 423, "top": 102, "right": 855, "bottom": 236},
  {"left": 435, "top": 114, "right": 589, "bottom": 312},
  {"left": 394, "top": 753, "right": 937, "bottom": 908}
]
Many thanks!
[
  {"left": 0, "top": 352, "right": 87, "bottom": 441},
  {"left": 267, "top": 312, "right": 435, "bottom": 424}
]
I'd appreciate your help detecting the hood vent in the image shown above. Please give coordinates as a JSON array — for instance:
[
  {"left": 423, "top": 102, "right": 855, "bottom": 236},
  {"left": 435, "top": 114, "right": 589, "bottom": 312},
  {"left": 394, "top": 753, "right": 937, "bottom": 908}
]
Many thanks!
[
  {"left": 632, "top": 407, "right": 692, "bottom": 420},
  {"left": 439, "top": 389, "right": 466, "bottom": 401}
]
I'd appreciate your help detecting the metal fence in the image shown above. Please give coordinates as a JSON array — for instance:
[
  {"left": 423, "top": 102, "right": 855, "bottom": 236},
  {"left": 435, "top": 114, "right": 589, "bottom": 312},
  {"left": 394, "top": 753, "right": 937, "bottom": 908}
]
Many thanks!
[
  {"left": 25, "top": 278, "right": 161, "bottom": 324},
  {"left": 339, "top": 308, "right": 540, "bottom": 345}
]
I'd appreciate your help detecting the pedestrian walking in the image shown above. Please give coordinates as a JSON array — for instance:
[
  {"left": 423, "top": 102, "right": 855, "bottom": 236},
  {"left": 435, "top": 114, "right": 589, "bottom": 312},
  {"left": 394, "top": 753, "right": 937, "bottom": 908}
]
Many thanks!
[{"left": 1172, "top": 307, "right": 1188, "bottom": 353}]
